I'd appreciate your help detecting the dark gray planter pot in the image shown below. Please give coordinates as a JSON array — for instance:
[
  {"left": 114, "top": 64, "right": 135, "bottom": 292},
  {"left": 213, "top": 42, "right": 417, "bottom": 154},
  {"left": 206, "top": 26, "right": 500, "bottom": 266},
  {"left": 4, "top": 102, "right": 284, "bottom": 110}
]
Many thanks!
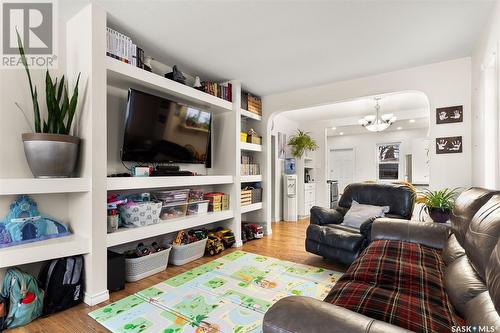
[{"left": 22, "top": 133, "right": 80, "bottom": 178}]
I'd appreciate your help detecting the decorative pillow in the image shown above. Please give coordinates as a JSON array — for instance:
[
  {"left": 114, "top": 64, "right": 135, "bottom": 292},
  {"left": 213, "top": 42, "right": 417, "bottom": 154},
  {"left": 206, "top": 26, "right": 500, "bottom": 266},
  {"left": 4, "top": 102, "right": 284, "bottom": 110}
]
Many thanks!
[{"left": 342, "top": 200, "right": 389, "bottom": 229}]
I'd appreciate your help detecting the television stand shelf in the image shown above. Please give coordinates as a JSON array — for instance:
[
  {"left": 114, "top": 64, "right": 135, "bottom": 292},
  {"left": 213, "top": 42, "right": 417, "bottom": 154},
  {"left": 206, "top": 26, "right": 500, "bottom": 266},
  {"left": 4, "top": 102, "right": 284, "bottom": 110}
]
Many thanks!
[{"left": 107, "top": 175, "right": 234, "bottom": 191}]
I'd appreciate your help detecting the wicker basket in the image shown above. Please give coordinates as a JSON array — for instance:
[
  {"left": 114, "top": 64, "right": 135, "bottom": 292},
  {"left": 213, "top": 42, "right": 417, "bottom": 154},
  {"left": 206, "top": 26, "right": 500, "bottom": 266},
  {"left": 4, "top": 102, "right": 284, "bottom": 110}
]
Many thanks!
[
  {"left": 119, "top": 202, "right": 162, "bottom": 228},
  {"left": 169, "top": 238, "right": 208, "bottom": 266},
  {"left": 241, "top": 189, "right": 252, "bottom": 206},
  {"left": 124, "top": 246, "right": 171, "bottom": 282}
]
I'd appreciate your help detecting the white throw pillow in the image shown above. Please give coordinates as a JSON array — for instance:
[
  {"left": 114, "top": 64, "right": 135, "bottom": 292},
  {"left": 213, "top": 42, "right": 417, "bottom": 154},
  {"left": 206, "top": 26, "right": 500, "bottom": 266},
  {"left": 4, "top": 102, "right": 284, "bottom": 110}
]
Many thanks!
[{"left": 342, "top": 200, "right": 390, "bottom": 229}]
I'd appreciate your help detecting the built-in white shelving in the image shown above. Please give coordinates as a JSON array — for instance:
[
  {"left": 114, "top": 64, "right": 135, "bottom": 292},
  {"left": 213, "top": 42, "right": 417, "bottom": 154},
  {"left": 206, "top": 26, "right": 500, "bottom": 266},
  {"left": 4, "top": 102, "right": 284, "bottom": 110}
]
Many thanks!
[
  {"left": 107, "top": 210, "right": 234, "bottom": 247},
  {"left": 241, "top": 175, "right": 262, "bottom": 183},
  {"left": 0, "top": 178, "right": 91, "bottom": 195},
  {"left": 106, "top": 57, "right": 233, "bottom": 114},
  {"left": 241, "top": 142, "right": 263, "bottom": 152},
  {"left": 0, "top": 235, "right": 89, "bottom": 268},
  {"left": 240, "top": 109, "right": 262, "bottom": 121},
  {"left": 241, "top": 202, "right": 263, "bottom": 214},
  {"left": 107, "top": 175, "right": 233, "bottom": 191}
]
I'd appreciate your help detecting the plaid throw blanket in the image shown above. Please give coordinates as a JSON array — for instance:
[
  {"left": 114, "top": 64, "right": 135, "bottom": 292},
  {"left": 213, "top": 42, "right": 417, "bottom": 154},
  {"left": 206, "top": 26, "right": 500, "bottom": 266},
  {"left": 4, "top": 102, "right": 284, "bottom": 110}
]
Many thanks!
[{"left": 325, "top": 240, "right": 464, "bottom": 333}]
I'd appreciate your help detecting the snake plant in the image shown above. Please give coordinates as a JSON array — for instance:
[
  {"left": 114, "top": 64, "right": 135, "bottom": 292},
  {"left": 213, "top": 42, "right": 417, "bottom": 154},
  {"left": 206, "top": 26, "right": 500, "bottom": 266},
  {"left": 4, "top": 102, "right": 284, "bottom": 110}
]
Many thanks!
[{"left": 16, "top": 29, "right": 80, "bottom": 135}]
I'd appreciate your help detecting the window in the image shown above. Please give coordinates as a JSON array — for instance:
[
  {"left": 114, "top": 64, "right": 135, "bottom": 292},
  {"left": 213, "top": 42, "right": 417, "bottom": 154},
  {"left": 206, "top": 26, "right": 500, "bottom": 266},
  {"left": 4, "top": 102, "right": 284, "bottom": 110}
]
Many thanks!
[{"left": 377, "top": 143, "right": 400, "bottom": 180}]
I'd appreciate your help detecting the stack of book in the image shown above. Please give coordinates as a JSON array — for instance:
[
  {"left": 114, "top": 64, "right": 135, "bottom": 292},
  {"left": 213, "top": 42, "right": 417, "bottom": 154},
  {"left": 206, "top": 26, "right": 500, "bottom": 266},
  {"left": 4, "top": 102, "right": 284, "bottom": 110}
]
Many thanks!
[
  {"left": 106, "top": 27, "right": 143, "bottom": 68},
  {"left": 200, "top": 82, "right": 232, "bottom": 102},
  {"left": 241, "top": 154, "right": 260, "bottom": 175}
]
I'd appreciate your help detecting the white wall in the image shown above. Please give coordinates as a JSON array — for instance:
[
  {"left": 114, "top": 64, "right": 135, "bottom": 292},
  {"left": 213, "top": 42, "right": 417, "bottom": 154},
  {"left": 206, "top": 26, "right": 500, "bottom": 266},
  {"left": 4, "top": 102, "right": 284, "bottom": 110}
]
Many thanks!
[
  {"left": 471, "top": 1, "right": 500, "bottom": 190},
  {"left": 327, "top": 128, "right": 428, "bottom": 184},
  {"left": 263, "top": 58, "right": 472, "bottom": 210},
  {"left": 270, "top": 114, "right": 299, "bottom": 221}
]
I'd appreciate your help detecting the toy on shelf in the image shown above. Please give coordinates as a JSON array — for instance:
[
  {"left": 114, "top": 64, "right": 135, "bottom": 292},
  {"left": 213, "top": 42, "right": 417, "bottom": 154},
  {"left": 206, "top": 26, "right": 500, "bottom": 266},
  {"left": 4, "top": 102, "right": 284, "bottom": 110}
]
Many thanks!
[
  {"left": 205, "top": 234, "right": 224, "bottom": 256},
  {"left": 0, "top": 195, "right": 70, "bottom": 248},
  {"left": 242, "top": 223, "right": 263, "bottom": 243},
  {"left": 173, "top": 228, "right": 208, "bottom": 246}
]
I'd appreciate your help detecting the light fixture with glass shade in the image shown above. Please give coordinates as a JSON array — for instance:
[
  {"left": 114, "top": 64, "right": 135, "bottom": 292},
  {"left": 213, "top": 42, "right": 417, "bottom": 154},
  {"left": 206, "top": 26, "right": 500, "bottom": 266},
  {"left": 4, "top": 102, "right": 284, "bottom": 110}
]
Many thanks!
[{"left": 358, "top": 97, "right": 396, "bottom": 132}]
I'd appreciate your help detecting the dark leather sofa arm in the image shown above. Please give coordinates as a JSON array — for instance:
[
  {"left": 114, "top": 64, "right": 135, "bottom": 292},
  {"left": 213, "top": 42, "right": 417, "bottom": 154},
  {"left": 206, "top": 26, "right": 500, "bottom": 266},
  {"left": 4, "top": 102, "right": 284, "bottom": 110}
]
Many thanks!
[
  {"left": 310, "top": 206, "right": 343, "bottom": 225},
  {"left": 263, "top": 296, "right": 411, "bottom": 333},
  {"left": 371, "top": 218, "right": 450, "bottom": 249}
]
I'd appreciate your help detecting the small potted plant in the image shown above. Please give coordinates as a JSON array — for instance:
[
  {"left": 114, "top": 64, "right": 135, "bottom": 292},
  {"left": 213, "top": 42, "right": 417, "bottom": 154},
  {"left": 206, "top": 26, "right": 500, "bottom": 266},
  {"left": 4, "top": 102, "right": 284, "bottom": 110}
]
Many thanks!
[
  {"left": 16, "top": 31, "right": 81, "bottom": 178},
  {"left": 418, "top": 188, "right": 459, "bottom": 223},
  {"left": 287, "top": 129, "right": 319, "bottom": 158}
]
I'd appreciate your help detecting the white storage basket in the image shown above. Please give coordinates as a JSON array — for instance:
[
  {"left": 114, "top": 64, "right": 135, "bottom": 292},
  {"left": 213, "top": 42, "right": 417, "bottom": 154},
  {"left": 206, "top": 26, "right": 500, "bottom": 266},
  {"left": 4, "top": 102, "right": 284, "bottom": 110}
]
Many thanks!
[
  {"left": 124, "top": 246, "right": 171, "bottom": 282},
  {"left": 169, "top": 238, "right": 208, "bottom": 266},
  {"left": 119, "top": 201, "right": 162, "bottom": 228}
]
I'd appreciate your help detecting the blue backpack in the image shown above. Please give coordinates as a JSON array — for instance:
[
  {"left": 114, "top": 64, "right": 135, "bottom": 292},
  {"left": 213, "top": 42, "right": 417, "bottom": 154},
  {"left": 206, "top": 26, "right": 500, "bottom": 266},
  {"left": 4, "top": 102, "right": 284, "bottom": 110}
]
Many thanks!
[{"left": 1, "top": 268, "right": 43, "bottom": 328}]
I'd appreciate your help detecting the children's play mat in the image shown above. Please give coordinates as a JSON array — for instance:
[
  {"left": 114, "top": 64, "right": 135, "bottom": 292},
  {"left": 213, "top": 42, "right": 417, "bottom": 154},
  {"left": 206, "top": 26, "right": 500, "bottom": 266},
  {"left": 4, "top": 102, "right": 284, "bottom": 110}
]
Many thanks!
[{"left": 89, "top": 251, "right": 343, "bottom": 333}]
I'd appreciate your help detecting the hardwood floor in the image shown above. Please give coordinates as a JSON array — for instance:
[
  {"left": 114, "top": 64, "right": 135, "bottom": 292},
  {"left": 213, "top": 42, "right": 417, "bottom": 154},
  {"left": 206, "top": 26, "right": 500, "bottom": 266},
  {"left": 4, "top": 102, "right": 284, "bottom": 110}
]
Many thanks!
[{"left": 9, "top": 219, "right": 346, "bottom": 333}]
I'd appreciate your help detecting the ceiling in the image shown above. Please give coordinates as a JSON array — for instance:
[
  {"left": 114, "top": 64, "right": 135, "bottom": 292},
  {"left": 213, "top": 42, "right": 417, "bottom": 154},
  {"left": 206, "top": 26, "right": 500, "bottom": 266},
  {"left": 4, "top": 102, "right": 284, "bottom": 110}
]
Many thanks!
[
  {"left": 327, "top": 117, "right": 429, "bottom": 137},
  {"left": 61, "top": 1, "right": 494, "bottom": 96},
  {"left": 281, "top": 91, "right": 429, "bottom": 121}
]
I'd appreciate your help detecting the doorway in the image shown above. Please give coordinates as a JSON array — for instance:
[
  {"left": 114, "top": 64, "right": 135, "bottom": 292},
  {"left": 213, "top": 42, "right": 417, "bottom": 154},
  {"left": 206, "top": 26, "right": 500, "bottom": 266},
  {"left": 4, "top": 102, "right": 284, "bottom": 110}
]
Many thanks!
[{"left": 329, "top": 148, "right": 355, "bottom": 194}]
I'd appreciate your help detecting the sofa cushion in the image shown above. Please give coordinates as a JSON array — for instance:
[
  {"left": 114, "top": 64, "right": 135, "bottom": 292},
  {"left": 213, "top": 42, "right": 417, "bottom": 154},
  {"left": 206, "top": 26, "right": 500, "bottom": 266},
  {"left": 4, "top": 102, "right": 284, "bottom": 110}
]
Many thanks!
[
  {"left": 342, "top": 200, "right": 389, "bottom": 228},
  {"left": 445, "top": 256, "right": 487, "bottom": 316},
  {"left": 464, "top": 195, "right": 500, "bottom": 280},
  {"left": 451, "top": 187, "right": 498, "bottom": 247},
  {"left": 306, "top": 224, "right": 364, "bottom": 252},
  {"left": 442, "top": 234, "right": 466, "bottom": 265},
  {"left": 325, "top": 240, "right": 464, "bottom": 332}
]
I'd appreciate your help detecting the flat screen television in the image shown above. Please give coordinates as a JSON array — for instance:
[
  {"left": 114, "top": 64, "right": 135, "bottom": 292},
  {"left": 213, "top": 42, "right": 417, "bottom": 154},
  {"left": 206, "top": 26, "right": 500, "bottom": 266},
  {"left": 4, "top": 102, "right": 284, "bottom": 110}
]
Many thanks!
[{"left": 122, "top": 89, "right": 212, "bottom": 164}]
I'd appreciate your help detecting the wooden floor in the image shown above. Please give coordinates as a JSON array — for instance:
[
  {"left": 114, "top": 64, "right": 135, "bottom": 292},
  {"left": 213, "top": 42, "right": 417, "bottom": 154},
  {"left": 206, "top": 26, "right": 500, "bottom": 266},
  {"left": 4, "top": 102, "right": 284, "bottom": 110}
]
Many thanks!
[{"left": 9, "top": 219, "right": 346, "bottom": 333}]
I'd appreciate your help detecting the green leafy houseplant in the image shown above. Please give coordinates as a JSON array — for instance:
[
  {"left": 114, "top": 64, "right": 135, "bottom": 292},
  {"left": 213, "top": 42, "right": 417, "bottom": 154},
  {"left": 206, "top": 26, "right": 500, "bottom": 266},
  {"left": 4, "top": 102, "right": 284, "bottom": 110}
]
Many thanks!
[
  {"left": 16, "top": 30, "right": 82, "bottom": 178},
  {"left": 16, "top": 30, "right": 80, "bottom": 134},
  {"left": 287, "top": 129, "right": 319, "bottom": 158},
  {"left": 418, "top": 188, "right": 459, "bottom": 223}
]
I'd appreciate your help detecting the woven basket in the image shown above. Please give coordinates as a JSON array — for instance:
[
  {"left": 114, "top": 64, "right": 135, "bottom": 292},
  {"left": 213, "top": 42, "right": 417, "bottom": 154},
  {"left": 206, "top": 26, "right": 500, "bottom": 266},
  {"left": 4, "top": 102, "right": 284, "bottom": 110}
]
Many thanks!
[
  {"left": 124, "top": 246, "right": 171, "bottom": 282},
  {"left": 251, "top": 188, "right": 263, "bottom": 203},
  {"left": 169, "top": 238, "right": 208, "bottom": 266}
]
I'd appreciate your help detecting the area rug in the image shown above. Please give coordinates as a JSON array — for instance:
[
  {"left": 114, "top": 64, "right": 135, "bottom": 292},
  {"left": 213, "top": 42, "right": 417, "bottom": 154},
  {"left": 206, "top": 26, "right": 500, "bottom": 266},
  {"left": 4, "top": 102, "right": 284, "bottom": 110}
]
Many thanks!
[{"left": 89, "top": 250, "right": 343, "bottom": 333}]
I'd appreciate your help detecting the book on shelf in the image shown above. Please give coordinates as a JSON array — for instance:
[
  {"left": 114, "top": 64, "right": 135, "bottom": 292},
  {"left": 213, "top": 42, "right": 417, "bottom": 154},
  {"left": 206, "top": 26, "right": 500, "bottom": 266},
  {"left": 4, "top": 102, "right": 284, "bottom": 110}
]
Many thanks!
[
  {"left": 201, "top": 81, "right": 232, "bottom": 102},
  {"left": 106, "top": 27, "right": 138, "bottom": 67},
  {"left": 241, "top": 154, "right": 260, "bottom": 175}
]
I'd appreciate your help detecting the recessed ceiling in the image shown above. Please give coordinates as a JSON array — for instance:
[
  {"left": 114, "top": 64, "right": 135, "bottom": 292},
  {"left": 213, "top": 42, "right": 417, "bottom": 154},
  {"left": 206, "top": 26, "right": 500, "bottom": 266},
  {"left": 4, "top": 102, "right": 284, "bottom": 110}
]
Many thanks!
[
  {"left": 281, "top": 91, "right": 429, "bottom": 122},
  {"left": 61, "top": 0, "right": 494, "bottom": 96}
]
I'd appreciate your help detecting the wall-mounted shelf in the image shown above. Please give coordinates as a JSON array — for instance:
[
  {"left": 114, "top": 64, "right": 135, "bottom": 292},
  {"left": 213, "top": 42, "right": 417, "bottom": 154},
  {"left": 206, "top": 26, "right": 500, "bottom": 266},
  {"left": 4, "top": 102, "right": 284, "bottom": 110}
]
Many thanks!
[
  {"left": 0, "top": 178, "right": 91, "bottom": 195},
  {"left": 107, "top": 210, "right": 234, "bottom": 247},
  {"left": 240, "top": 109, "right": 262, "bottom": 121},
  {"left": 241, "top": 202, "right": 263, "bottom": 213},
  {"left": 0, "top": 234, "right": 89, "bottom": 268},
  {"left": 107, "top": 175, "right": 234, "bottom": 191},
  {"left": 106, "top": 57, "right": 233, "bottom": 114},
  {"left": 241, "top": 142, "right": 263, "bottom": 152},
  {"left": 241, "top": 175, "right": 262, "bottom": 183}
]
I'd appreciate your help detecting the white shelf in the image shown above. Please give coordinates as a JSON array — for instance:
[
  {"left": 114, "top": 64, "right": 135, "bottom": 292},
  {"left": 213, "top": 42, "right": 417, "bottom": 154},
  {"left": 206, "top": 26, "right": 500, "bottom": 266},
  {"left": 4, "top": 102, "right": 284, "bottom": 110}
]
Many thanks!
[
  {"left": 241, "top": 175, "right": 262, "bottom": 182},
  {"left": 241, "top": 202, "right": 263, "bottom": 213},
  {"left": 303, "top": 157, "right": 313, "bottom": 161},
  {"left": 240, "top": 109, "right": 262, "bottom": 121},
  {"left": 107, "top": 175, "right": 233, "bottom": 191},
  {"left": 0, "top": 234, "right": 89, "bottom": 268},
  {"left": 241, "top": 142, "right": 263, "bottom": 152},
  {"left": 0, "top": 178, "right": 91, "bottom": 195},
  {"left": 107, "top": 210, "right": 234, "bottom": 247},
  {"left": 106, "top": 57, "right": 233, "bottom": 114}
]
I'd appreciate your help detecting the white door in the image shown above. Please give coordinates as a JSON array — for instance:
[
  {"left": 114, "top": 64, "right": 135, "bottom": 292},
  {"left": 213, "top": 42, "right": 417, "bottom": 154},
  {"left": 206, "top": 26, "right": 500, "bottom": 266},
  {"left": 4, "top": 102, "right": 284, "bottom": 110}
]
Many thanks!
[{"left": 329, "top": 148, "right": 355, "bottom": 194}]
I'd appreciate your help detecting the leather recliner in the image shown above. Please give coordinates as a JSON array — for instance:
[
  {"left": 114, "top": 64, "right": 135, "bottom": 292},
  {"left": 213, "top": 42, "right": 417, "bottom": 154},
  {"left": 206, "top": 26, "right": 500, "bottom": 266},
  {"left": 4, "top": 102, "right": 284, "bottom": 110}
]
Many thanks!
[{"left": 306, "top": 182, "right": 416, "bottom": 265}]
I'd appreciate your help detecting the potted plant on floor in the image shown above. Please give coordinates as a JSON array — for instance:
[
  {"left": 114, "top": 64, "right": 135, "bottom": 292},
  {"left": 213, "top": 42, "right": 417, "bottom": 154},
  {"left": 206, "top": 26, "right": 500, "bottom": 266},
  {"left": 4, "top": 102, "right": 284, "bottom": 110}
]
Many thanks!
[
  {"left": 16, "top": 31, "right": 81, "bottom": 178},
  {"left": 287, "top": 129, "right": 319, "bottom": 158},
  {"left": 418, "top": 188, "right": 459, "bottom": 223}
]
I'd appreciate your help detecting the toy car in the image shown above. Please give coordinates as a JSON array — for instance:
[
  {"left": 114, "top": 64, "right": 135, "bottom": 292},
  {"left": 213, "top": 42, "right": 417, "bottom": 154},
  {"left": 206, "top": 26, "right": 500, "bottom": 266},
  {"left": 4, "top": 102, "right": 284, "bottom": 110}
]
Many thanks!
[
  {"left": 215, "top": 228, "right": 236, "bottom": 248},
  {"left": 243, "top": 223, "right": 264, "bottom": 239},
  {"left": 205, "top": 234, "right": 224, "bottom": 256}
]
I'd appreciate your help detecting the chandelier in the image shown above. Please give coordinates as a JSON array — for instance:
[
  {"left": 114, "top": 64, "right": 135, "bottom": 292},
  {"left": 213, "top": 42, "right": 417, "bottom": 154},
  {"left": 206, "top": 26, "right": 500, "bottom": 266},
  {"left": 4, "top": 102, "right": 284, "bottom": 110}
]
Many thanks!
[{"left": 358, "top": 97, "right": 396, "bottom": 132}]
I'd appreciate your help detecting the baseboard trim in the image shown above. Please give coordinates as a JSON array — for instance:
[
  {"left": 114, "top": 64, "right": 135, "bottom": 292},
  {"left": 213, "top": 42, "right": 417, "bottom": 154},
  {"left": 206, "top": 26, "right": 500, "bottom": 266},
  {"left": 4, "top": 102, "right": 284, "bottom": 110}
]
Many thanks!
[
  {"left": 84, "top": 290, "right": 109, "bottom": 306},
  {"left": 235, "top": 240, "right": 244, "bottom": 247}
]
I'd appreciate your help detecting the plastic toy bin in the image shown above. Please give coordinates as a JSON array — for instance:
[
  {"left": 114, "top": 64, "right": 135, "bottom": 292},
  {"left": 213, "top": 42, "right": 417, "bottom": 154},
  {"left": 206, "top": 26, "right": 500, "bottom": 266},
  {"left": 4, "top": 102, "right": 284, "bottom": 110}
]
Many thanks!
[
  {"left": 187, "top": 200, "right": 209, "bottom": 215},
  {"left": 160, "top": 202, "right": 188, "bottom": 220},
  {"left": 153, "top": 189, "right": 190, "bottom": 204},
  {"left": 169, "top": 238, "right": 208, "bottom": 266},
  {"left": 124, "top": 245, "right": 171, "bottom": 282}
]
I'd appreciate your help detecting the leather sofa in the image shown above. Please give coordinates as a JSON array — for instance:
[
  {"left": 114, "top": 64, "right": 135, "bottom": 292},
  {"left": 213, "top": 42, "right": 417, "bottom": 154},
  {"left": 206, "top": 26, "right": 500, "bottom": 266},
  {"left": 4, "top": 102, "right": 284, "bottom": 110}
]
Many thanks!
[
  {"left": 306, "top": 182, "right": 416, "bottom": 265},
  {"left": 263, "top": 187, "right": 500, "bottom": 333}
]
